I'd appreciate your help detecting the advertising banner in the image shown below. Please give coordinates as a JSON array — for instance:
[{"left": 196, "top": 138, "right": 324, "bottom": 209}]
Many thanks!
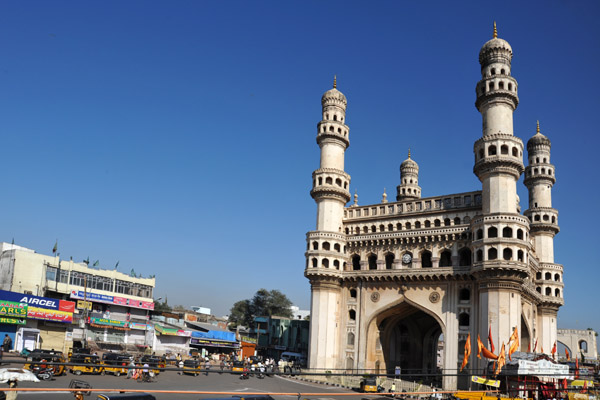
[
  {"left": 70, "top": 291, "right": 154, "bottom": 310},
  {"left": 77, "top": 301, "right": 92, "bottom": 310},
  {"left": 471, "top": 376, "right": 500, "bottom": 387},
  {"left": 27, "top": 307, "right": 73, "bottom": 323},
  {"left": 129, "top": 322, "right": 148, "bottom": 330},
  {"left": 0, "top": 290, "right": 75, "bottom": 312},
  {"left": 190, "top": 338, "right": 239, "bottom": 348},
  {"left": 0, "top": 317, "right": 26, "bottom": 325},
  {"left": 90, "top": 317, "right": 127, "bottom": 327},
  {"left": 0, "top": 301, "right": 28, "bottom": 318},
  {"left": 154, "top": 324, "right": 191, "bottom": 337}
]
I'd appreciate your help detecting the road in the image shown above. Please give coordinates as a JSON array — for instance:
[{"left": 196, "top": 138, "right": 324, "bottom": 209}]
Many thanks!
[{"left": 5, "top": 368, "right": 371, "bottom": 400}]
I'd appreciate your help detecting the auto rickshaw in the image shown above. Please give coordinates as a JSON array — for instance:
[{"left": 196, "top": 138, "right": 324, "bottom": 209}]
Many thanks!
[
  {"left": 359, "top": 376, "right": 379, "bottom": 393},
  {"left": 231, "top": 360, "right": 244, "bottom": 373},
  {"left": 139, "top": 355, "right": 165, "bottom": 376},
  {"left": 24, "top": 349, "right": 67, "bottom": 376},
  {"left": 182, "top": 358, "right": 200, "bottom": 376},
  {"left": 101, "top": 352, "right": 131, "bottom": 377},
  {"left": 69, "top": 353, "right": 104, "bottom": 375}
]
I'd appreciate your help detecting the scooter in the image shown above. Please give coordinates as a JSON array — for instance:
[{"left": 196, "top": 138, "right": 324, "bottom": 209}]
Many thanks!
[
  {"left": 239, "top": 368, "right": 250, "bottom": 380},
  {"left": 257, "top": 366, "right": 265, "bottom": 379}
]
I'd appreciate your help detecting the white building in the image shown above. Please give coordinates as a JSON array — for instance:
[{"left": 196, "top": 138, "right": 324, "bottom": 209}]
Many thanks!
[
  {"left": 305, "top": 25, "right": 564, "bottom": 389},
  {"left": 0, "top": 242, "right": 155, "bottom": 353}
]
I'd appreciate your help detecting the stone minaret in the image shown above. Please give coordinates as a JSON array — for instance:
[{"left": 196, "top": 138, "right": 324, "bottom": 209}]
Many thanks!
[
  {"left": 472, "top": 23, "right": 529, "bottom": 359},
  {"left": 305, "top": 77, "right": 351, "bottom": 369},
  {"left": 396, "top": 150, "right": 422, "bottom": 201},
  {"left": 524, "top": 121, "right": 562, "bottom": 353}
]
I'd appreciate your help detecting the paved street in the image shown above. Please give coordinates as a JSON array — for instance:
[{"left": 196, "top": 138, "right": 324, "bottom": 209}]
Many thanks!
[{"left": 4, "top": 367, "right": 366, "bottom": 400}]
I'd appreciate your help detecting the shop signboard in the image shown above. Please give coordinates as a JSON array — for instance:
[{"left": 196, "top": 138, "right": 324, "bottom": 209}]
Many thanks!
[
  {"left": 129, "top": 322, "right": 148, "bottom": 330},
  {"left": 240, "top": 335, "right": 257, "bottom": 344},
  {"left": 0, "top": 317, "right": 26, "bottom": 325},
  {"left": 190, "top": 338, "right": 239, "bottom": 348},
  {"left": 77, "top": 300, "right": 92, "bottom": 310},
  {"left": 90, "top": 317, "right": 127, "bottom": 327},
  {"left": 27, "top": 307, "right": 73, "bottom": 323},
  {"left": 70, "top": 291, "right": 154, "bottom": 310},
  {"left": 0, "top": 301, "right": 28, "bottom": 318},
  {"left": 0, "top": 290, "right": 75, "bottom": 312},
  {"left": 471, "top": 376, "right": 500, "bottom": 387},
  {"left": 154, "top": 324, "right": 191, "bottom": 337}
]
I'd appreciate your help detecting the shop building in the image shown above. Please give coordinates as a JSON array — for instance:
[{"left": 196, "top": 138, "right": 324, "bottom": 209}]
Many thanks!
[{"left": 0, "top": 242, "right": 155, "bottom": 353}]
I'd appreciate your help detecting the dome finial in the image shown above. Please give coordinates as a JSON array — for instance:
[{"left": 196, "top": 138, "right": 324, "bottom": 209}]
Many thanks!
[
  {"left": 408, "top": 148, "right": 411, "bottom": 159},
  {"left": 493, "top": 21, "right": 497, "bottom": 38},
  {"left": 536, "top": 120, "right": 540, "bottom": 133},
  {"left": 333, "top": 75, "right": 337, "bottom": 89},
  {"left": 382, "top": 188, "right": 388, "bottom": 203},
  {"left": 353, "top": 189, "right": 358, "bottom": 206}
]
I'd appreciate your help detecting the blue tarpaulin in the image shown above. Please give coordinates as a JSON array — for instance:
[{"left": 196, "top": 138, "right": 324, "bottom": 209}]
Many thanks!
[{"left": 191, "top": 330, "right": 236, "bottom": 342}]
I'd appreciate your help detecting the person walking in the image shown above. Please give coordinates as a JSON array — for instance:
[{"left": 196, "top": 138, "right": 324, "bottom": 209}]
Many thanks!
[
  {"left": 2, "top": 335, "right": 12, "bottom": 352},
  {"left": 204, "top": 358, "right": 210, "bottom": 376}
]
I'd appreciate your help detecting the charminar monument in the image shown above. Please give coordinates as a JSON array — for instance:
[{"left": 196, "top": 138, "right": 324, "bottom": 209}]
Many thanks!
[{"left": 305, "top": 24, "right": 564, "bottom": 389}]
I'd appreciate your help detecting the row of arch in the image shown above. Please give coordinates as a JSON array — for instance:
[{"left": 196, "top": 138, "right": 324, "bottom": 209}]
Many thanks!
[
  {"left": 479, "top": 79, "right": 516, "bottom": 95},
  {"left": 314, "top": 175, "right": 349, "bottom": 190},
  {"left": 529, "top": 156, "right": 550, "bottom": 164},
  {"left": 536, "top": 271, "right": 561, "bottom": 282},
  {"left": 529, "top": 213, "right": 556, "bottom": 224},
  {"left": 486, "top": 67, "right": 510, "bottom": 77},
  {"left": 474, "top": 247, "right": 525, "bottom": 262},
  {"left": 475, "top": 226, "right": 526, "bottom": 240},
  {"left": 536, "top": 286, "right": 561, "bottom": 297},
  {"left": 526, "top": 166, "right": 554, "bottom": 177},
  {"left": 319, "top": 123, "right": 348, "bottom": 137},
  {"left": 350, "top": 248, "right": 472, "bottom": 270},
  {"left": 310, "top": 257, "right": 345, "bottom": 270},
  {"left": 477, "top": 143, "right": 521, "bottom": 160},
  {"left": 345, "top": 216, "right": 470, "bottom": 235},
  {"left": 310, "top": 241, "right": 346, "bottom": 253}
]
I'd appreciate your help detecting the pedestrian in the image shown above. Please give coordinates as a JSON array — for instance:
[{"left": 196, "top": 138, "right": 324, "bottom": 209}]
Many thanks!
[
  {"left": 2, "top": 335, "right": 12, "bottom": 352},
  {"left": 127, "top": 358, "right": 135, "bottom": 379},
  {"left": 391, "top": 382, "right": 396, "bottom": 399},
  {"left": 204, "top": 358, "right": 210, "bottom": 376},
  {"left": 220, "top": 359, "right": 225, "bottom": 373}
]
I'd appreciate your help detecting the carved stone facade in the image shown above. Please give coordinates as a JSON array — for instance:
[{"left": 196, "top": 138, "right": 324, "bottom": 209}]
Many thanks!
[{"left": 305, "top": 28, "right": 564, "bottom": 390}]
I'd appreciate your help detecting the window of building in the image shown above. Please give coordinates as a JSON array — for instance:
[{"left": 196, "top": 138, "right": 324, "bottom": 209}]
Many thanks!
[
  {"left": 421, "top": 251, "right": 432, "bottom": 268},
  {"left": 440, "top": 250, "right": 452, "bottom": 267}
]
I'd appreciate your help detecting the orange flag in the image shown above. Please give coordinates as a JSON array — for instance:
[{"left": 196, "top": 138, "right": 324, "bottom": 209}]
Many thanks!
[
  {"left": 488, "top": 326, "right": 495, "bottom": 353},
  {"left": 509, "top": 326, "right": 518, "bottom": 344},
  {"left": 565, "top": 348, "right": 570, "bottom": 360},
  {"left": 460, "top": 333, "right": 471, "bottom": 372},
  {"left": 575, "top": 358, "right": 579, "bottom": 378},
  {"left": 551, "top": 342, "right": 557, "bottom": 358},
  {"left": 494, "top": 342, "right": 506, "bottom": 375},
  {"left": 527, "top": 342, "right": 531, "bottom": 352},
  {"left": 478, "top": 334, "right": 499, "bottom": 360},
  {"left": 533, "top": 339, "right": 537, "bottom": 352},
  {"left": 508, "top": 334, "right": 519, "bottom": 360}
]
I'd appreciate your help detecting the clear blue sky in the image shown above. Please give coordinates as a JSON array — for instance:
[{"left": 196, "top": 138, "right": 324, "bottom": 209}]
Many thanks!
[{"left": 1, "top": 1, "right": 598, "bottom": 333}]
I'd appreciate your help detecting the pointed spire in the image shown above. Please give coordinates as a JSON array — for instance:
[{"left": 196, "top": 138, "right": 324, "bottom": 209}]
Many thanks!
[
  {"left": 408, "top": 148, "right": 411, "bottom": 159},
  {"left": 382, "top": 188, "right": 388, "bottom": 203},
  {"left": 333, "top": 75, "right": 337, "bottom": 89},
  {"left": 493, "top": 21, "right": 497, "bottom": 38},
  {"left": 536, "top": 120, "right": 540, "bottom": 133}
]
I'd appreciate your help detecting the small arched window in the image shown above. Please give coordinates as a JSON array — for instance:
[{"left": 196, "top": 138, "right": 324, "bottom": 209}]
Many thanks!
[
  {"left": 536, "top": 272, "right": 542, "bottom": 280},
  {"left": 554, "top": 273, "right": 560, "bottom": 282},
  {"left": 322, "top": 258, "right": 329, "bottom": 268},
  {"left": 415, "top": 221, "right": 421, "bottom": 229},
  {"left": 325, "top": 177, "right": 333, "bottom": 184},
  {"left": 545, "top": 287, "right": 551, "bottom": 296},
  {"left": 350, "top": 289, "right": 357, "bottom": 298},
  {"left": 425, "top": 220, "right": 431, "bottom": 228},
  {"left": 312, "top": 258, "right": 317, "bottom": 268},
  {"left": 545, "top": 272, "right": 552, "bottom": 280},
  {"left": 379, "top": 224, "right": 385, "bottom": 232},
  {"left": 517, "top": 250, "right": 524, "bottom": 262},
  {"left": 349, "top": 310, "right": 356, "bottom": 321},
  {"left": 440, "top": 250, "right": 452, "bottom": 267},
  {"left": 352, "top": 255, "right": 361, "bottom": 270},
  {"left": 477, "top": 229, "right": 484, "bottom": 240},
  {"left": 499, "top": 81, "right": 504, "bottom": 90},
  {"left": 488, "top": 227, "right": 498, "bottom": 238},
  {"left": 579, "top": 340, "right": 588, "bottom": 352},
  {"left": 555, "top": 288, "right": 560, "bottom": 297},
  {"left": 512, "top": 147, "right": 518, "bottom": 157},
  {"left": 396, "top": 223, "right": 402, "bottom": 230},
  {"left": 459, "top": 288, "right": 471, "bottom": 301},
  {"left": 406, "top": 222, "right": 412, "bottom": 230},
  {"left": 388, "top": 224, "right": 394, "bottom": 231},
  {"left": 323, "top": 242, "right": 330, "bottom": 251},
  {"left": 517, "top": 229, "right": 523, "bottom": 240},
  {"left": 334, "top": 243, "right": 341, "bottom": 252},
  {"left": 444, "top": 218, "right": 451, "bottom": 226},
  {"left": 434, "top": 219, "right": 441, "bottom": 227},
  {"left": 385, "top": 254, "right": 395, "bottom": 270},
  {"left": 459, "top": 312, "right": 470, "bottom": 327},
  {"left": 503, "top": 227, "right": 513, "bottom": 238},
  {"left": 459, "top": 248, "right": 471, "bottom": 266},
  {"left": 489, "top": 145, "right": 497, "bottom": 156},
  {"left": 312, "top": 241, "right": 318, "bottom": 250},
  {"left": 421, "top": 251, "right": 432, "bottom": 268},
  {"left": 503, "top": 248, "right": 512, "bottom": 260},
  {"left": 536, "top": 287, "right": 542, "bottom": 293},
  {"left": 454, "top": 217, "right": 461, "bottom": 225},
  {"left": 476, "top": 249, "right": 483, "bottom": 262},
  {"left": 368, "top": 254, "right": 377, "bottom": 270},
  {"left": 347, "top": 332, "right": 355, "bottom": 346},
  {"left": 488, "top": 248, "right": 498, "bottom": 260}
]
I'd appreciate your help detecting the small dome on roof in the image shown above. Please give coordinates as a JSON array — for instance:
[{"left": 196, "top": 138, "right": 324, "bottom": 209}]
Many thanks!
[
  {"left": 321, "top": 76, "right": 347, "bottom": 107},
  {"left": 527, "top": 121, "right": 551, "bottom": 150},
  {"left": 401, "top": 149, "right": 419, "bottom": 169}
]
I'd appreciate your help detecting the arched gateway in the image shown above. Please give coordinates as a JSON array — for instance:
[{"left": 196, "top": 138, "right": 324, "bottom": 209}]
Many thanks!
[{"left": 305, "top": 26, "right": 565, "bottom": 391}]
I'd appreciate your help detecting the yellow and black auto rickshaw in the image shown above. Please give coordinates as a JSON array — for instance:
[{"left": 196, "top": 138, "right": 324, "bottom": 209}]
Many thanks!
[
  {"left": 69, "top": 353, "right": 104, "bottom": 375},
  {"left": 359, "top": 376, "right": 379, "bottom": 393},
  {"left": 182, "top": 358, "right": 200, "bottom": 376},
  {"left": 23, "top": 349, "right": 67, "bottom": 376},
  {"left": 231, "top": 360, "right": 244, "bottom": 373},
  {"left": 101, "top": 352, "right": 131, "bottom": 377}
]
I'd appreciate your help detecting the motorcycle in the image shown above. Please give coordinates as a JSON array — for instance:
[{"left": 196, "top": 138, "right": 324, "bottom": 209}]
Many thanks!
[
  {"left": 257, "top": 366, "right": 265, "bottom": 379},
  {"left": 239, "top": 368, "right": 250, "bottom": 380},
  {"left": 32, "top": 366, "right": 54, "bottom": 381}
]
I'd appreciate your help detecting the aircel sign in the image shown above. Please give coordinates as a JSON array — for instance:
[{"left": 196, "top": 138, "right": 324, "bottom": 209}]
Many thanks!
[{"left": 0, "top": 290, "right": 75, "bottom": 312}]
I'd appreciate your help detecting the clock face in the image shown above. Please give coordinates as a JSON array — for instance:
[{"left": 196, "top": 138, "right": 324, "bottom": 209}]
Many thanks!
[{"left": 402, "top": 253, "right": 412, "bottom": 264}]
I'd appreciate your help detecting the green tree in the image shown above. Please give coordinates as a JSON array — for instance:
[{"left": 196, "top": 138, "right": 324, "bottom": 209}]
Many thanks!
[{"left": 228, "top": 289, "right": 293, "bottom": 327}]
